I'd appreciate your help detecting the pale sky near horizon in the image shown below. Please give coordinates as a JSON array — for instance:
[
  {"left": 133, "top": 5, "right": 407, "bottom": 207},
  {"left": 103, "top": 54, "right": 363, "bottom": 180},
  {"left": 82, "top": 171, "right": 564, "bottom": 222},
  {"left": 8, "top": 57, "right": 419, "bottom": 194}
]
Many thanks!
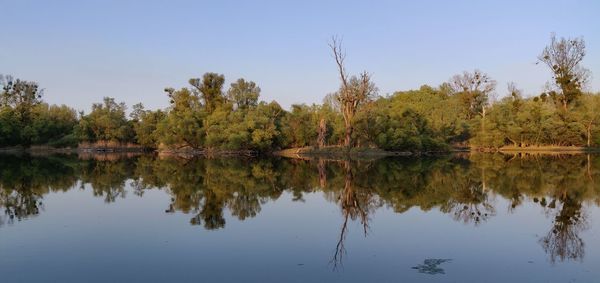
[{"left": 1, "top": 0, "right": 599, "bottom": 113}]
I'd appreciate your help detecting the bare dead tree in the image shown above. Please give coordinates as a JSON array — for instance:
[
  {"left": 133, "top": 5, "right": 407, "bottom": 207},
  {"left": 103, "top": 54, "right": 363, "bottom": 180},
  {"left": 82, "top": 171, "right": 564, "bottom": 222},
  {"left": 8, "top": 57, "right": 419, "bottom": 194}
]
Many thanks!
[{"left": 329, "top": 37, "right": 377, "bottom": 147}]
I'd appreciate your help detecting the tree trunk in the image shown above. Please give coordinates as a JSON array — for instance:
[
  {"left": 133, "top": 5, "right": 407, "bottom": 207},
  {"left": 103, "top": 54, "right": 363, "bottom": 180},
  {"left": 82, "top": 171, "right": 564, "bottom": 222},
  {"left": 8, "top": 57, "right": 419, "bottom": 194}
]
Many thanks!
[
  {"left": 587, "top": 124, "right": 592, "bottom": 147},
  {"left": 587, "top": 154, "right": 592, "bottom": 181},
  {"left": 344, "top": 124, "right": 352, "bottom": 147},
  {"left": 481, "top": 106, "right": 486, "bottom": 134},
  {"left": 317, "top": 118, "right": 327, "bottom": 148}
]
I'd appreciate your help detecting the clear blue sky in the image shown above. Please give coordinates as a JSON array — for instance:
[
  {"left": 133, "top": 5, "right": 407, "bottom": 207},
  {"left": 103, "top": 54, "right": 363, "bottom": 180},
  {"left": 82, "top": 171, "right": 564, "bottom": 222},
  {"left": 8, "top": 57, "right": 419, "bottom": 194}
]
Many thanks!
[{"left": 1, "top": 0, "right": 598, "bottom": 112}]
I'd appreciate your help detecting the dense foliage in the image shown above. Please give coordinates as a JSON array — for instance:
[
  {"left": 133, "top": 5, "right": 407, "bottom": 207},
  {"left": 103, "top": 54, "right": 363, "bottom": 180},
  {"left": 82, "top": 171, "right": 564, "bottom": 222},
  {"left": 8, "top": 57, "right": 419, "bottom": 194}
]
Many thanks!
[{"left": 0, "top": 75, "right": 78, "bottom": 147}]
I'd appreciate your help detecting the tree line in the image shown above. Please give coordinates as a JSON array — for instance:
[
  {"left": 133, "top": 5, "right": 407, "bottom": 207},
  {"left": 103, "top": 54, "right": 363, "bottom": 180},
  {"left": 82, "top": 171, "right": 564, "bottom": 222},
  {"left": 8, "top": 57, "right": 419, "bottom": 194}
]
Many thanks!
[{"left": 0, "top": 33, "right": 597, "bottom": 151}]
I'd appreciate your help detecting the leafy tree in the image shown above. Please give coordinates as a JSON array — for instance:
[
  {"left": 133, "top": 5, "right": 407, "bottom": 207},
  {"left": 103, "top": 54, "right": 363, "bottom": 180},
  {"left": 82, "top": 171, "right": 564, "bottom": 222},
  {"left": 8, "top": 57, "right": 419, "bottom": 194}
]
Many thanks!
[
  {"left": 0, "top": 75, "right": 43, "bottom": 123},
  {"left": 0, "top": 75, "right": 78, "bottom": 147},
  {"left": 205, "top": 101, "right": 286, "bottom": 151},
  {"left": 29, "top": 104, "right": 78, "bottom": 146},
  {"left": 130, "top": 103, "right": 166, "bottom": 149},
  {"left": 189, "top": 73, "right": 226, "bottom": 113},
  {"left": 387, "top": 85, "right": 470, "bottom": 145},
  {"left": 0, "top": 107, "right": 20, "bottom": 146},
  {"left": 574, "top": 94, "right": 600, "bottom": 146},
  {"left": 227, "top": 78, "right": 260, "bottom": 110},
  {"left": 0, "top": 75, "right": 44, "bottom": 145},
  {"left": 247, "top": 101, "right": 286, "bottom": 150},
  {"left": 282, "top": 104, "right": 318, "bottom": 147},
  {"left": 75, "top": 97, "right": 133, "bottom": 143},
  {"left": 157, "top": 88, "right": 205, "bottom": 149}
]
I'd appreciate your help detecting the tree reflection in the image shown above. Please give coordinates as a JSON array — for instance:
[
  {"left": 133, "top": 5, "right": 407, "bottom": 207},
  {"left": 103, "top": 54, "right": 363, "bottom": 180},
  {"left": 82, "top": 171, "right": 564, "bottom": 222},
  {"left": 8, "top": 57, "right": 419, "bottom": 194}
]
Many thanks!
[
  {"left": 442, "top": 181, "right": 495, "bottom": 226},
  {"left": 1, "top": 152, "right": 600, "bottom": 265},
  {"left": 539, "top": 193, "right": 587, "bottom": 263},
  {"left": 0, "top": 154, "right": 78, "bottom": 226},
  {"left": 330, "top": 160, "right": 375, "bottom": 269}
]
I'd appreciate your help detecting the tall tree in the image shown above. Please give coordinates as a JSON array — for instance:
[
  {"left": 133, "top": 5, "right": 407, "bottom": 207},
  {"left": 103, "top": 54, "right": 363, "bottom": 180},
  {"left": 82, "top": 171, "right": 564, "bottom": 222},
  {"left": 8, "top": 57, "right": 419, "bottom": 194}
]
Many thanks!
[
  {"left": 577, "top": 94, "right": 600, "bottom": 147},
  {"left": 227, "top": 78, "right": 260, "bottom": 110},
  {"left": 76, "top": 97, "right": 132, "bottom": 143},
  {"left": 0, "top": 75, "right": 43, "bottom": 120},
  {"left": 189, "top": 73, "right": 225, "bottom": 113},
  {"left": 130, "top": 103, "right": 166, "bottom": 149},
  {"left": 449, "top": 70, "right": 497, "bottom": 120},
  {"left": 538, "top": 34, "right": 589, "bottom": 111},
  {"left": 0, "top": 75, "right": 44, "bottom": 145},
  {"left": 329, "top": 37, "right": 377, "bottom": 147},
  {"left": 158, "top": 87, "right": 205, "bottom": 149}
]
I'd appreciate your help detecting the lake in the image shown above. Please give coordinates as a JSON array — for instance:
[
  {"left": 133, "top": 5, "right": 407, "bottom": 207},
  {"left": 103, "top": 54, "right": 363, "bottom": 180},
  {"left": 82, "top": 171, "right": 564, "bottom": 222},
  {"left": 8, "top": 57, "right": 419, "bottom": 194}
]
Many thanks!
[{"left": 0, "top": 153, "right": 599, "bottom": 282}]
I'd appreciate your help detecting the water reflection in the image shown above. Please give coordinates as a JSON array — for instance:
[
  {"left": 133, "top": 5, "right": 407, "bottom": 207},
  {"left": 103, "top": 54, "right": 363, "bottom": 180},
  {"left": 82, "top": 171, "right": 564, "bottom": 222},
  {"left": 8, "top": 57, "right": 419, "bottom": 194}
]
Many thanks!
[
  {"left": 330, "top": 160, "right": 377, "bottom": 269},
  {"left": 0, "top": 154, "right": 78, "bottom": 225},
  {"left": 412, "top": 259, "right": 452, "bottom": 275},
  {"left": 538, "top": 192, "right": 587, "bottom": 263},
  {"left": 1, "top": 152, "right": 600, "bottom": 265}
]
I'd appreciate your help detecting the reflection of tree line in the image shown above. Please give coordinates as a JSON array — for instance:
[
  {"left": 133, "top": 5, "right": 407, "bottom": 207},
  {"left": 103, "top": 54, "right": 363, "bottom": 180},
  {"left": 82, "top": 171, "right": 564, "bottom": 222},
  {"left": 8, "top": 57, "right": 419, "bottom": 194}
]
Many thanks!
[
  {"left": 0, "top": 155, "right": 78, "bottom": 226},
  {"left": 1, "top": 153, "right": 600, "bottom": 263}
]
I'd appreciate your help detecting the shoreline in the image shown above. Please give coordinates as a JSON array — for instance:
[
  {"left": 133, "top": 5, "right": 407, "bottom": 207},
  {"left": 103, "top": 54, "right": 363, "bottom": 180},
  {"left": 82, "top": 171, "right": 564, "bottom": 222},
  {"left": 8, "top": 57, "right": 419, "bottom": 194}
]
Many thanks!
[{"left": 3, "top": 145, "right": 600, "bottom": 158}]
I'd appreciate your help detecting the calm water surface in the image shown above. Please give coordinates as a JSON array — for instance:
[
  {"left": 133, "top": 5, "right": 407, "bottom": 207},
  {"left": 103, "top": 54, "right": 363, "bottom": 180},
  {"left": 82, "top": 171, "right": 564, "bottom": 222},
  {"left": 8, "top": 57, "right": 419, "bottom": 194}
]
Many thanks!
[{"left": 1, "top": 153, "right": 599, "bottom": 282}]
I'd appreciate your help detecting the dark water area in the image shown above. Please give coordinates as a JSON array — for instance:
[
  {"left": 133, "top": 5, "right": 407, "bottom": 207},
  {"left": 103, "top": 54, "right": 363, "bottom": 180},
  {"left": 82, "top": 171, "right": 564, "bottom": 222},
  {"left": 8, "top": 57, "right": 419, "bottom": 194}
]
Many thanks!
[{"left": 1, "top": 153, "right": 599, "bottom": 282}]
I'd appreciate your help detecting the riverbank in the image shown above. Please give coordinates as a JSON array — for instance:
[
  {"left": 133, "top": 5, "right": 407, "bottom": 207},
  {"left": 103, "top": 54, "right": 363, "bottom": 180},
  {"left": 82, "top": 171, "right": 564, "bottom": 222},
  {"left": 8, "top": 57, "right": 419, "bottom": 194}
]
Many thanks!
[
  {"left": 273, "top": 146, "right": 463, "bottom": 159},
  {"left": 4, "top": 144, "right": 600, "bottom": 158},
  {"left": 0, "top": 145, "right": 147, "bottom": 155},
  {"left": 476, "top": 145, "right": 600, "bottom": 154},
  {"left": 158, "top": 148, "right": 258, "bottom": 158},
  {"left": 0, "top": 146, "right": 78, "bottom": 154}
]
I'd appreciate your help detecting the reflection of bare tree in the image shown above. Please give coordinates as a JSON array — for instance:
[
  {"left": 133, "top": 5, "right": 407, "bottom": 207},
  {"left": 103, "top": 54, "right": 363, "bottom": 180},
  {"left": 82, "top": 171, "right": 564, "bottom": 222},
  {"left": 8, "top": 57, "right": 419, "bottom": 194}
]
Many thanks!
[
  {"left": 539, "top": 194, "right": 587, "bottom": 263},
  {"left": 331, "top": 161, "right": 375, "bottom": 269},
  {"left": 318, "top": 159, "right": 327, "bottom": 189},
  {"left": 0, "top": 188, "right": 44, "bottom": 226},
  {"left": 442, "top": 182, "right": 495, "bottom": 226}
]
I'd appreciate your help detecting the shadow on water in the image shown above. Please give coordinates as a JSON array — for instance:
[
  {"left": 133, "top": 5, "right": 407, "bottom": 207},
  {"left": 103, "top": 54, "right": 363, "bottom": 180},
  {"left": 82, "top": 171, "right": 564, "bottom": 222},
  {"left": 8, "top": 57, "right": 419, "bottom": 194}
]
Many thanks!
[{"left": 1, "top": 152, "right": 600, "bottom": 266}]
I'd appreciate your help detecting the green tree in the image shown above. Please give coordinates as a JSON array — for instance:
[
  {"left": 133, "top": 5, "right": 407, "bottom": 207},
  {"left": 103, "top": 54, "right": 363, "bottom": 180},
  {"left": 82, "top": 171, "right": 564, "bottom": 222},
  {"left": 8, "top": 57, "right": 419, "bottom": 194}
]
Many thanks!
[
  {"left": 0, "top": 107, "right": 20, "bottom": 146},
  {"left": 227, "top": 78, "right": 260, "bottom": 110},
  {"left": 189, "top": 73, "right": 226, "bottom": 113},
  {"left": 29, "top": 104, "right": 78, "bottom": 146},
  {"left": 131, "top": 103, "right": 166, "bottom": 149},
  {"left": 157, "top": 88, "right": 205, "bottom": 149},
  {"left": 0, "top": 75, "right": 44, "bottom": 145},
  {"left": 575, "top": 94, "right": 600, "bottom": 146},
  {"left": 75, "top": 97, "right": 133, "bottom": 143}
]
